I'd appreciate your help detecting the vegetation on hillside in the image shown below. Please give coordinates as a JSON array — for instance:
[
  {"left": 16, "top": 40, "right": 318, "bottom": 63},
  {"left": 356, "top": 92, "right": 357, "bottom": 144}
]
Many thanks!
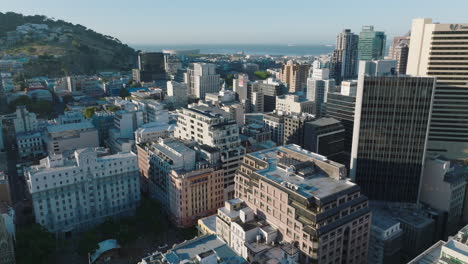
[
  {"left": 0, "top": 12, "right": 136, "bottom": 76},
  {"left": 254, "top": 70, "right": 270, "bottom": 80}
]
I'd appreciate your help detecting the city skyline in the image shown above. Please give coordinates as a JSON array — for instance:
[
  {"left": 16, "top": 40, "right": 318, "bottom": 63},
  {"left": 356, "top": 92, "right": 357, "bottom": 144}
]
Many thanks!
[{"left": 4, "top": 0, "right": 468, "bottom": 45}]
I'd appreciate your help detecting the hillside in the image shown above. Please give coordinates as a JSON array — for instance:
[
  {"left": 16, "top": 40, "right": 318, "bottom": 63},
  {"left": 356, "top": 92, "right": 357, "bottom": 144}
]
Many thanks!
[{"left": 0, "top": 12, "right": 136, "bottom": 76}]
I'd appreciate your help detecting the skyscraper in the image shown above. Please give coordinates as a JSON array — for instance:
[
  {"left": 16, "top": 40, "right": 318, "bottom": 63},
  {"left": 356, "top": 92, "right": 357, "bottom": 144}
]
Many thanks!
[
  {"left": 351, "top": 60, "right": 436, "bottom": 203},
  {"left": 358, "top": 26, "right": 387, "bottom": 61},
  {"left": 280, "top": 60, "right": 310, "bottom": 92},
  {"left": 406, "top": 18, "right": 468, "bottom": 159},
  {"left": 306, "top": 68, "right": 336, "bottom": 117},
  {"left": 330, "top": 29, "right": 359, "bottom": 83},
  {"left": 387, "top": 34, "right": 411, "bottom": 74},
  {"left": 184, "top": 63, "right": 221, "bottom": 99},
  {"left": 134, "top": 52, "right": 167, "bottom": 82}
]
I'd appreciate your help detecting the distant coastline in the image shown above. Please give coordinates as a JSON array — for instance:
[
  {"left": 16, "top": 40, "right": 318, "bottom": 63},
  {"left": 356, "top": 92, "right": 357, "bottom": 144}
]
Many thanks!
[{"left": 131, "top": 44, "right": 335, "bottom": 56}]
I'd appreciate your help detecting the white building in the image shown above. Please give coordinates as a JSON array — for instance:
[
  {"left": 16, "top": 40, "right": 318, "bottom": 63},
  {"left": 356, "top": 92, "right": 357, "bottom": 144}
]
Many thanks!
[
  {"left": 406, "top": 18, "right": 468, "bottom": 159},
  {"left": 205, "top": 89, "right": 237, "bottom": 104},
  {"left": 16, "top": 132, "right": 45, "bottom": 159},
  {"left": 275, "top": 94, "right": 314, "bottom": 115},
  {"left": 340, "top": 80, "right": 358, "bottom": 97},
  {"left": 134, "top": 122, "right": 175, "bottom": 144},
  {"left": 420, "top": 156, "right": 467, "bottom": 235},
  {"left": 55, "top": 111, "right": 85, "bottom": 125},
  {"left": 12, "top": 106, "right": 38, "bottom": 134},
  {"left": 25, "top": 148, "right": 140, "bottom": 234},
  {"left": 184, "top": 63, "right": 221, "bottom": 99},
  {"left": 167, "top": 81, "right": 188, "bottom": 108},
  {"left": 113, "top": 109, "right": 144, "bottom": 139},
  {"left": 306, "top": 68, "right": 336, "bottom": 117},
  {"left": 44, "top": 121, "right": 99, "bottom": 155},
  {"left": 174, "top": 104, "right": 244, "bottom": 199}
]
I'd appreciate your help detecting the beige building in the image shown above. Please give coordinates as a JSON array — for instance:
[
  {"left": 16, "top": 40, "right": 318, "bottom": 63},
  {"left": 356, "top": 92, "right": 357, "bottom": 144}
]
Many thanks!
[
  {"left": 174, "top": 104, "right": 244, "bottom": 199},
  {"left": 137, "top": 138, "right": 225, "bottom": 227},
  {"left": 280, "top": 60, "right": 310, "bottom": 93},
  {"left": 275, "top": 94, "right": 314, "bottom": 115},
  {"left": 44, "top": 121, "right": 99, "bottom": 155},
  {"left": 235, "top": 145, "right": 371, "bottom": 263},
  {"left": 407, "top": 18, "right": 468, "bottom": 159}
]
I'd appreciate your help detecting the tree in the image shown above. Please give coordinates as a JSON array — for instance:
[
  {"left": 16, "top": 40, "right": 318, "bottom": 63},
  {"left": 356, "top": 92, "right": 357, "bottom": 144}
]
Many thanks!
[
  {"left": 83, "top": 106, "right": 98, "bottom": 118},
  {"left": 77, "top": 230, "right": 99, "bottom": 255},
  {"left": 224, "top": 74, "right": 234, "bottom": 88},
  {"left": 15, "top": 224, "right": 56, "bottom": 264},
  {"left": 119, "top": 87, "right": 130, "bottom": 99},
  {"left": 254, "top": 71, "right": 270, "bottom": 80}
]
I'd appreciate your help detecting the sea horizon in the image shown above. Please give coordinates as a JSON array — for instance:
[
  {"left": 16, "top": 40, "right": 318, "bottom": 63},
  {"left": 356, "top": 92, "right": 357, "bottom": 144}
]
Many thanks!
[{"left": 130, "top": 43, "right": 335, "bottom": 56}]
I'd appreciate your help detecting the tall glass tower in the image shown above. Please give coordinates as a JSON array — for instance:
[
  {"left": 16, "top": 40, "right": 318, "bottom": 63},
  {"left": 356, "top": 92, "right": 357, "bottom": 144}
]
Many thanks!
[{"left": 358, "top": 26, "right": 387, "bottom": 61}]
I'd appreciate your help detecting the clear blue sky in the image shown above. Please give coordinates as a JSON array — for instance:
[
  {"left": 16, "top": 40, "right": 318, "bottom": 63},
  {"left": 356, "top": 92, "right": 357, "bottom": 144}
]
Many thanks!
[{"left": 3, "top": 0, "right": 468, "bottom": 45}]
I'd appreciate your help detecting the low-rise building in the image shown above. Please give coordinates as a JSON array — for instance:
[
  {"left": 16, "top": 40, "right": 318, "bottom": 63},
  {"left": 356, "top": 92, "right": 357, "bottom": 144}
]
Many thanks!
[
  {"left": 16, "top": 131, "right": 45, "bottom": 159},
  {"left": 25, "top": 148, "right": 140, "bottom": 234},
  {"left": 44, "top": 121, "right": 99, "bottom": 155},
  {"left": 409, "top": 224, "right": 468, "bottom": 264},
  {"left": 275, "top": 94, "right": 314, "bottom": 115}
]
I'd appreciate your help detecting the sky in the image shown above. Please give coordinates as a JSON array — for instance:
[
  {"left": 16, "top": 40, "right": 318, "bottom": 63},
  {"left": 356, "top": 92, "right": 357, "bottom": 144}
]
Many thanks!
[{"left": 3, "top": 0, "right": 468, "bottom": 45}]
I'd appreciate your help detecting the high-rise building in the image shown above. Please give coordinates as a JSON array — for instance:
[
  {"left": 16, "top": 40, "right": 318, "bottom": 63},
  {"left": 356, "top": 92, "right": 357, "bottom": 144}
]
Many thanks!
[
  {"left": 387, "top": 34, "right": 411, "bottom": 74},
  {"left": 280, "top": 60, "right": 310, "bottom": 92},
  {"left": 136, "top": 138, "right": 224, "bottom": 227},
  {"left": 167, "top": 80, "right": 188, "bottom": 108},
  {"left": 235, "top": 145, "right": 371, "bottom": 263},
  {"left": 174, "top": 104, "right": 244, "bottom": 199},
  {"left": 283, "top": 113, "right": 315, "bottom": 147},
  {"left": 134, "top": 52, "right": 167, "bottom": 82},
  {"left": 12, "top": 105, "right": 38, "bottom": 133},
  {"left": 358, "top": 26, "right": 387, "bottom": 61},
  {"left": 164, "top": 54, "right": 182, "bottom": 78},
  {"left": 184, "top": 63, "right": 220, "bottom": 99},
  {"left": 233, "top": 73, "right": 249, "bottom": 101},
  {"left": 251, "top": 79, "right": 286, "bottom": 112},
  {"left": 306, "top": 68, "right": 336, "bottom": 117},
  {"left": 330, "top": 29, "right": 359, "bottom": 83},
  {"left": 25, "top": 148, "right": 141, "bottom": 233},
  {"left": 263, "top": 113, "right": 285, "bottom": 146},
  {"left": 325, "top": 80, "right": 357, "bottom": 165},
  {"left": 303, "top": 117, "right": 345, "bottom": 161},
  {"left": 406, "top": 18, "right": 468, "bottom": 159},
  {"left": 350, "top": 60, "right": 436, "bottom": 203}
]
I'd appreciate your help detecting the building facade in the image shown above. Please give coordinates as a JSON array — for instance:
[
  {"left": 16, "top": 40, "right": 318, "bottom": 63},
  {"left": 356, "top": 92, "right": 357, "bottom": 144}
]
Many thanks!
[
  {"left": 406, "top": 18, "right": 468, "bottom": 159},
  {"left": 235, "top": 145, "right": 371, "bottom": 263},
  {"left": 184, "top": 63, "right": 220, "bottom": 99},
  {"left": 351, "top": 60, "right": 436, "bottom": 203},
  {"left": 44, "top": 121, "right": 99, "bottom": 155},
  {"left": 330, "top": 29, "right": 359, "bottom": 83},
  {"left": 358, "top": 26, "right": 386, "bottom": 61},
  {"left": 25, "top": 148, "right": 140, "bottom": 234}
]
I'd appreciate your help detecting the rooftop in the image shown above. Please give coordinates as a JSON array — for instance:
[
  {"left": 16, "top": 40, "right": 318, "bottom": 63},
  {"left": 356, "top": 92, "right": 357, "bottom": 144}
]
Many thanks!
[
  {"left": 163, "top": 235, "right": 247, "bottom": 264},
  {"left": 306, "top": 117, "right": 342, "bottom": 127},
  {"left": 46, "top": 121, "right": 95, "bottom": 133},
  {"left": 248, "top": 145, "right": 353, "bottom": 200},
  {"left": 185, "top": 105, "right": 231, "bottom": 119}
]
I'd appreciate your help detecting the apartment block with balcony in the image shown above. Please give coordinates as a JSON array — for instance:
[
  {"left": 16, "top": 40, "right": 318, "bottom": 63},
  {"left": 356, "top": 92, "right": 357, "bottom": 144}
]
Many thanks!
[{"left": 235, "top": 145, "right": 371, "bottom": 263}]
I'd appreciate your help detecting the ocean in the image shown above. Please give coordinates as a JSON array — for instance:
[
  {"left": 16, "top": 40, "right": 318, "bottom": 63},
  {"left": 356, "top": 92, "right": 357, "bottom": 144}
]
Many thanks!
[{"left": 131, "top": 44, "right": 335, "bottom": 56}]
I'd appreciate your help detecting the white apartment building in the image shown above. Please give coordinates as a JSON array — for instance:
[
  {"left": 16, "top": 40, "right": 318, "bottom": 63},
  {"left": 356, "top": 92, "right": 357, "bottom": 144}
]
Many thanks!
[
  {"left": 307, "top": 68, "right": 336, "bottom": 117},
  {"left": 420, "top": 156, "right": 467, "bottom": 235},
  {"left": 407, "top": 18, "right": 468, "bottom": 159},
  {"left": 16, "top": 132, "right": 45, "bottom": 159},
  {"left": 12, "top": 106, "right": 38, "bottom": 133},
  {"left": 275, "top": 94, "right": 314, "bottom": 115},
  {"left": 184, "top": 63, "right": 221, "bottom": 99},
  {"left": 44, "top": 121, "right": 99, "bottom": 155},
  {"left": 113, "top": 109, "right": 144, "bottom": 139},
  {"left": 174, "top": 104, "right": 244, "bottom": 199},
  {"left": 25, "top": 148, "right": 141, "bottom": 234},
  {"left": 134, "top": 122, "right": 175, "bottom": 144}
]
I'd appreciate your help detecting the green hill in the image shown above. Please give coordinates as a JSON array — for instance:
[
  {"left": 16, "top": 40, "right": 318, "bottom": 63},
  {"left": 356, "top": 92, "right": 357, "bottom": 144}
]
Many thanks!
[{"left": 0, "top": 12, "right": 136, "bottom": 76}]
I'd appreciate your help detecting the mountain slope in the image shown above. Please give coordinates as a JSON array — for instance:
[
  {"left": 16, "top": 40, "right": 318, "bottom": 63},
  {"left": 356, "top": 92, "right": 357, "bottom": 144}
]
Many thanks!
[{"left": 0, "top": 12, "right": 136, "bottom": 76}]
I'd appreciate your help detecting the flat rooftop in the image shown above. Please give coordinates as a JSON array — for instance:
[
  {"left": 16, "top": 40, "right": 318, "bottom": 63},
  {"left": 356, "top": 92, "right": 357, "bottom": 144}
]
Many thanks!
[
  {"left": 47, "top": 121, "right": 95, "bottom": 133},
  {"left": 163, "top": 234, "right": 246, "bottom": 264},
  {"left": 249, "top": 145, "right": 354, "bottom": 199},
  {"left": 186, "top": 105, "right": 231, "bottom": 119}
]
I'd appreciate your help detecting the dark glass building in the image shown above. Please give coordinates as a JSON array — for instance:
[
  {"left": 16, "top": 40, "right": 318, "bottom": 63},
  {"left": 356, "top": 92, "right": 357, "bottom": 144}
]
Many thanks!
[
  {"left": 350, "top": 60, "right": 435, "bottom": 203},
  {"left": 135, "top": 52, "right": 167, "bottom": 82}
]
